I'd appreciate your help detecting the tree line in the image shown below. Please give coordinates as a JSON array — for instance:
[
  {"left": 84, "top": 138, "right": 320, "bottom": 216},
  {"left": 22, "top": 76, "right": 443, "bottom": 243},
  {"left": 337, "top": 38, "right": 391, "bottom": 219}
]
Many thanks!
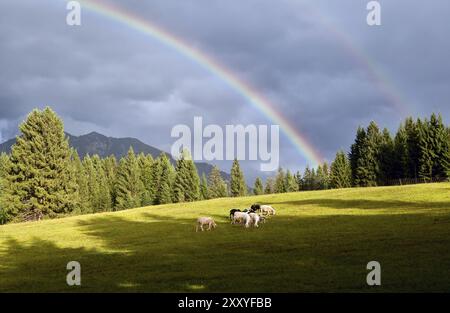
[
  {"left": 0, "top": 108, "right": 243, "bottom": 224},
  {"left": 258, "top": 113, "right": 450, "bottom": 193},
  {"left": 0, "top": 108, "right": 448, "bottom": 224}
]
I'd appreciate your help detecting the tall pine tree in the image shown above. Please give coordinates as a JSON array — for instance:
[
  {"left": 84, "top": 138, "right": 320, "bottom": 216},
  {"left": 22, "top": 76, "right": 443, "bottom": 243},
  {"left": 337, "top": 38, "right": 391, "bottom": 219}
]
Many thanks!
[
  {"left": 1, "top": 108, "right": 78, "bottom": 221},
  {"left": 199, "top": 173, "right": 209, "bottom": 200},
  {"left": 115, "top": 147, "right": 144, "bottom": 210},
  {"left": 274, "top": 168, "right": 286, "bottom": 193},
  {"left": 330, "top": 150, "right": 352, "bottom": 189},
  {"left": 230, "top": 159, "right": 246, "bottom": 197},
  {"left": 208, "top": 166, "right": 227, "bottom": 199},
  {"left": 0, "top": 153, "right": 11, "bottom": 224},
  {"left": 154, "top": 153, "right": 174, "bottom": 205},
  {"left": 253, "top": 177, "right": 264, "bottom": 195}
]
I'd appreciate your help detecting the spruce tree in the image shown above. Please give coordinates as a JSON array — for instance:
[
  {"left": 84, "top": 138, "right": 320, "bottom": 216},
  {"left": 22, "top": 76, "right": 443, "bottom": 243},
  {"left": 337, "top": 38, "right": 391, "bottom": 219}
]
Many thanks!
[
  {"left": 92, "top": 155, "right": 112, "bottom": 212},
  {"left": 208, "top": 165, "right": 227, "bottom": 199},
  {"left": 1, "top": 108, "right": 78, "bottom": 221},
  {"left": 350, "top": 122, "right": 381, "bottom": 187},
  {"left": 200, "top": 173, "right": 209, "bottom": 200},
  {"left": 330, "top": 150, "right": 352, "bottom": 189},
  {"left": 103, "top": 155, "right": 118, "bottom": 207},
  {"left": 349, "top": 127, "right": 366, "bottom": 186},
  {"left": 72, "top": 150, "right": 89, "bottom": 214},
  {"left": 274, "top": 168, "right": 286, "bottom": 193},
  {"left": 137, "top": 153, "right": 154, "bottom": 206},
  {"left": 230, "top": 159, "right": 246, "bottom": 197},
  {"left": 154, "top": 153, "right": 174, "bottom": 205},
  {"left": 185, "top": 153, "right": 200, "bottom": 201},
  {"left": 393, "top": 123, "right": 409, "bottom": 179},
  {"left": 321, "top": 162, "right": 330, "bottom": 189},
  {"left": 83, "top": 155, "right": 111, "bottom": 213},
  {"left": 253, "top": 177, "right": 264, "bottom": 195},
  {"left": 378, "top": 128, "right": 395, "bottom": 185},
  {"left": 405, "top": 117, "right": 420, "bottom": 179},
  {"left": 115, "top": 147, "right": 144, "bottom": 210},
  {"left": 264, "top": 177, "right": 274, "bottom": 194},
  {"left": 285, "top": 170, "right": 298, "bottom": 192},
  {"left": 430, "top": 114, "right": 450, "bottom": 179},
  {"left": 303, "top": 166, "right": 314, "bottom": 190},
  {"left": 0, "top": 153, "right": 11, "bottom": 224},
  {"left": 417, "top": 118, "right": 434, "bottom": 181},
  {"left": 82, "top": 155, "right": 96, "bottom": 214},
  {"left": 173, "top": 150, "right": 200, "bottom": 203},
  {"left": 295, "top": 171, "right": 303, "bottom": 191}
]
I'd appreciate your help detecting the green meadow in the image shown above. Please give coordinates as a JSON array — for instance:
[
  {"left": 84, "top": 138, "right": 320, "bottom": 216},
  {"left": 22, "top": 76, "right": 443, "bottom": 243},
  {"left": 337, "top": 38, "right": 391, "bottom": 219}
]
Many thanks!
[{"left": 1, "top": 183, "right": 450, "bottom": 292}]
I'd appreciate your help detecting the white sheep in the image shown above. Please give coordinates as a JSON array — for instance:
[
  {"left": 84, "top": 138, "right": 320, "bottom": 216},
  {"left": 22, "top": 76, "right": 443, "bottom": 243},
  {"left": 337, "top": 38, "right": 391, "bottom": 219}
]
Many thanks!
[
  {"left": 195, "top": 217, "right": 217, "bottom": 232},
  {"left": 249, "top": 213, "right": 265, "bottom": 228},
  {"left": 232, "top": 211, "right": 252, "bottom": 228},
  {"left": 260, "top": 205, "right": 276, "bottom": 216}
]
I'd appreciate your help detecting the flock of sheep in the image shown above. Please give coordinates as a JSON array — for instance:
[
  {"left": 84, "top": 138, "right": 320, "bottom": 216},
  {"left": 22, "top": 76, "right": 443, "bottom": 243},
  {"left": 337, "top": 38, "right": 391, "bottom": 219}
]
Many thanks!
[{"left": 195, "top": 204, "right": 276, "bottom": 232}]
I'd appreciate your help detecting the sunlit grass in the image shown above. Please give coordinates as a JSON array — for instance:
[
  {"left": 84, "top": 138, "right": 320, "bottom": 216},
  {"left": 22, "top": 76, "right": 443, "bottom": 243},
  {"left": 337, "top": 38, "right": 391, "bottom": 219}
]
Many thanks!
[{"left": 1, "top": 183, "right": 450, "bottom": 292}]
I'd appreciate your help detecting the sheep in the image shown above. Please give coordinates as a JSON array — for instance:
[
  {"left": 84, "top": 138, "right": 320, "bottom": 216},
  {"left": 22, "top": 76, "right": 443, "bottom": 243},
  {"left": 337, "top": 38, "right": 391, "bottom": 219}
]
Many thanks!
[
  {"left": 196, "top": 217, "right": 217, "bottom": 232},
  {"left": 232, "top": 211, "right": 252, "bottom": 228},
  {"left": 229, "top": 209, "right": 241, "bottom": 221},
  {"left": 249, "top": 213, "right": 265, "bottom": 228},
  {"left": 250, "top": 204, "right": 261, "bottom": 213},
  {"left": 260, "top": 205, "right": 276, "bottom": 216}
]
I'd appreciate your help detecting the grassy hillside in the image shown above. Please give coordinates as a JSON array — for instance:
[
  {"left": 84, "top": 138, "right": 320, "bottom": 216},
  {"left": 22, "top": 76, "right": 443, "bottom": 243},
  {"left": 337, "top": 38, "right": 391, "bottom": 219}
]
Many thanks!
[{"left": 1, "top": 183, "right": 450, "bottom": 292}]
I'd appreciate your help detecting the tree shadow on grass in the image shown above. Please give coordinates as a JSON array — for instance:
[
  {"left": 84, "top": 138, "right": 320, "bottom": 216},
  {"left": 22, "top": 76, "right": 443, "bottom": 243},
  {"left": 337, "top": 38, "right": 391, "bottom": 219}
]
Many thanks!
[{"left": 1, "top": 210, "right": 450, "bottom": 292}]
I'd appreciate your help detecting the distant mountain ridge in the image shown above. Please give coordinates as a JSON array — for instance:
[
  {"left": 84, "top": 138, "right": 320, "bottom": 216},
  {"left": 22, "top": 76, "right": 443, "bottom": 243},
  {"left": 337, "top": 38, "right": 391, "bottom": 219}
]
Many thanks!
[{"left": 0, "top": 132, "right": 230, "bottom": 180}]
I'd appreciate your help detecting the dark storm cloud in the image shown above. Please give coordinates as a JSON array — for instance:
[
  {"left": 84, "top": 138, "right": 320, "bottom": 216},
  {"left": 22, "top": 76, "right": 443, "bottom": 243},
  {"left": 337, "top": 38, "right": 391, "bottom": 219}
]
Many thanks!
[{"left": 1, "top": 0, "right": 449, "bottom": 180}]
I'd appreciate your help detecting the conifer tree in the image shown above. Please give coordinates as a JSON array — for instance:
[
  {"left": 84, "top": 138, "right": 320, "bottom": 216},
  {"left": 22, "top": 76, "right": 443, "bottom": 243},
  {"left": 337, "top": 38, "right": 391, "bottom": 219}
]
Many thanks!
[
  {"left": 137, "top": 153, "right": 154, "bottom": 206},
  {"left": 92, "top": 155, "right": 112, "bottom": 212},
  {"left": 253, "top": 177, "right": 264, "bottom": 195},
  {"left": 0, "top": 153, "right": 11, "bottom": 224},
  {"left": 349, "top": 127, "right": 366, "bottom": 186},
  {"left": 302, "top": 166, "right": 313, "bottom": 190},
  {"left": 274, "top": 168, "right": 286, "bottom": 193},
  {"left": 115, "top": 147, "right": 144, "bottom": 210},
  {"left": 173, "top": 150, "right": 200, "bottom": 203},
  {"left": 322, "top": 162, "right": 330, "bottom": 189},
  {"left": 350, "top": 122, "right": 381, "bottom": 187},
  {"left": 378, "top": 128, "right": 395, "bottom": 184},
  {"left": 230, "top": 159, "right": 246, "bottom": 197},
  {"left": 316, "top": 164, "right": 330, "bottom": 190},
  {"left": 430, "top": 114, "right": 450, "bottom": 179},
  {"left": 418, "top": 114, "right": 450, "bottom": 180},
  {"left": 417, "top": 118, "right": 433, "bottom": 181},
  {"left": 295, "top": 171, "right": 303, "bottom": 191},
  {"left": 264, "top": 177, "right": 274, "bottom": 194},
  {"left": 1, "top": 108, "right": 78, "bottom": 221},
  {"left": 72, "top": 150, "right": 89, "bottom": 214},
  {"left": 200, "top": 173, "right": 209, "bottom": 200},
  {"left": 393, "top": 123, "right": 409, "bottom": 179},
  {"left": 208, "top": 165, "right": 227, "bottom": 198},
  {"left": 405, "top": 117, "right": 420, "bottom": 179},
  {"left": 154, "top": 153, "right": 174, "bottom": 205},
  {"left": 83, "top": 155, "right": 111, "bottom": 213},
  {"left": 330, "top": 150, "right": 352, "bottom": 189},
  {"left": 103, "top": 155, "right": 118, "bottom": 207},
  {"left": 285, "top": 170, "right": 298, "bottom": 192}
]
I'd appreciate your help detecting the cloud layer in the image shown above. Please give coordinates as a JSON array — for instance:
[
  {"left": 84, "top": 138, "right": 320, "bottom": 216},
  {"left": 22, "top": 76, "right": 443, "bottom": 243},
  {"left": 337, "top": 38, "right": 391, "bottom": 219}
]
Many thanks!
[{"left": 1, "top": 0, "right": 449, "bottom": 181}]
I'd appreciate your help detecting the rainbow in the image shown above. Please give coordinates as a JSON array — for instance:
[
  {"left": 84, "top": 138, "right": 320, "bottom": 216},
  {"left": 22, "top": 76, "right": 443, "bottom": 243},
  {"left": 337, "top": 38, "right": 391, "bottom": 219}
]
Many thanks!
[
  {"left": 299, "top": 2, "right": 412, "bottom": 117},
  {"left": 68, "top": 0, "right": 325, "bottom": 166}
]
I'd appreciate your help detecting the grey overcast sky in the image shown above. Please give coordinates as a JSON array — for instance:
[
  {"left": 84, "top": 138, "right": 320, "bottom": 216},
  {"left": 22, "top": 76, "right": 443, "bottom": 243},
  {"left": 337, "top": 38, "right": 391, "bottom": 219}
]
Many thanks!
[{"left": 0, "top": 0, "right": 449, "bottom": 180}]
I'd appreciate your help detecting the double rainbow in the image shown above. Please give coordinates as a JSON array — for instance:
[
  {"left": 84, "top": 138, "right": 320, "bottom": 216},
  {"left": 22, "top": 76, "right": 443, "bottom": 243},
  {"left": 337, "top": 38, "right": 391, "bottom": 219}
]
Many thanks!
[{"left": 66, "top": 0, "right": 411, "bottom": 166}]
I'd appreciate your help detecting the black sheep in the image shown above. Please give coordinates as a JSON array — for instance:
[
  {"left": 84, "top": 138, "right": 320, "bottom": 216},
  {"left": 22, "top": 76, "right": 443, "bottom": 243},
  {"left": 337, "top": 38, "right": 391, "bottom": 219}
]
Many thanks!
[
  {"left": 229, "top": 208, "right": 241, "bottom": 220},
  {"left": 250, "top": 204, "right": 261, "bottom": 213}
]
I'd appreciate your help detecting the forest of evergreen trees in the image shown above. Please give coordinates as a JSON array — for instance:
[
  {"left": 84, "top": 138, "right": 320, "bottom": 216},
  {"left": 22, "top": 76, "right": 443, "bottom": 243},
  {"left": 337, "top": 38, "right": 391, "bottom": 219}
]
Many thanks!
[
  {"left": 0, "top": 108, "right": 449, "bottom": 224},
  {"left": 259, "top": 113, "right": 450, "bottom": 194}
]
